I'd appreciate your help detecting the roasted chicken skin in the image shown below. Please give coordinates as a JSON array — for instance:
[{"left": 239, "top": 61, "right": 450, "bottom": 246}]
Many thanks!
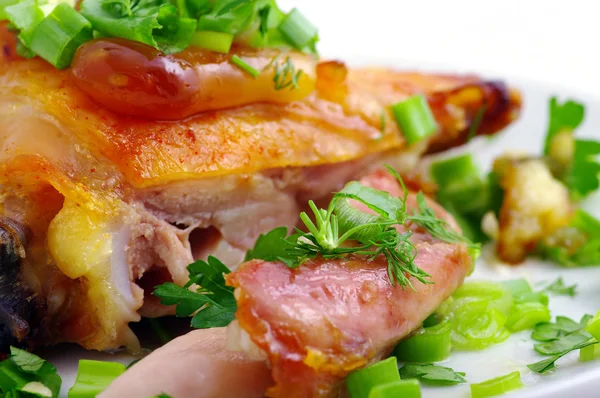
[
  {"left": 0, "top": 22, "right": 519, "bottom": 351},
  {"left": 100, "top": 171, "right": 471, "bottom": 398}
]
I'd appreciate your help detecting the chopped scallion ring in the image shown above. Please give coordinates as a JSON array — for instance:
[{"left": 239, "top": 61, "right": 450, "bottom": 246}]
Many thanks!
[
  {"left": 393, "top": 316, "right": 452, "bottom": 363},
  {"left": 346, "top": 357, "right": 401, "bottom": 398},
  {"left": 278, "top": 8, "right": 317, "bottom": 50},
  {"left": 501, "top": 279, "right": 532, "bottom": 296},
  {"left": 368, "top": 379, "right": 421, "bottom": 398},
  {"left": 231, "top": 54, "right": 260, "bottom": 78},
  {"left": 391, "top": 95, "right": 438, "bottom": 145},
  {"left": 580, "top": 340, "right": 600, "bottom": 362},
  {"left": 68, "top": 360, "right": 127, "bottom": 398},
  {"left": 585, "top": 310, "right": 600, "bottom": 340},
  {"left": 29, "top": 3, "right": 93, "bottom": 69},
  {"left": 190, "top": 30, "right": 234, "bottom": 53},
  {"left": 430, "top": 154, "right": 480, "bottom": 189},
  {"left": 506, "top": 302, "right": 551, "bottom": 332},
  {"left": 470, "top": 371, "right": 523, "bottom": 398}
]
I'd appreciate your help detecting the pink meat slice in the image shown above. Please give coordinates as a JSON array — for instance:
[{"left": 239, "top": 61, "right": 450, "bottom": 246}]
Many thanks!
[
  {"left": 226, "top": 171, "right": 472, "bottom": 397},
  {"left": 101, "top": 170, "right": 471, "bottom": 398},
  {"left": 99, "top": 328, "right": 272, "bottom": 398}
]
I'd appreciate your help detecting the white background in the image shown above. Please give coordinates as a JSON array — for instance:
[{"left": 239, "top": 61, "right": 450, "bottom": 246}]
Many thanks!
[{"left": 279, "top": 0, "right": 600, "bottom": 94}]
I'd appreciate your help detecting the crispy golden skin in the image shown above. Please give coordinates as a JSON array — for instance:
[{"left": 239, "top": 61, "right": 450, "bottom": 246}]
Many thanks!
[{"left": 1, "top": 25, "right": 520, "bottom": 190}]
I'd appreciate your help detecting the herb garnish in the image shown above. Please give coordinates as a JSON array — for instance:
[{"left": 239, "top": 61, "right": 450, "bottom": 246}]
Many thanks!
[
  {"left": 155, "top": 165, "right": 477, "bottom": 329},
  {"left": 0, "top": 347, "right": 62, "bottom": 397},
  {"left": 399, "top": 364, "right": 466, "bottom": 385},
  {"left": 247, "top": 165, "right": 477, "bottom": 288},
  {"left": 543, "top": 97, "right": 600, "bottom": 199},
  {"left": 539, "top": 277, "right": 577, "bottom": 297},
  {"left": 272, "top": 55, "right": 303, "bottom": 90},
  {"left": 528, "top": 340, "right": 598, "bottom": 373},
  {"left": 466, "top": 104, "right": 487, "bottom": 142},
  {"left": 1, "top": 0, "right": 319, "bottom": 70},
  {"left": 528, "top": 314, "right": 596, "bottom": 373},
  {"left": 543, "top": 97, "right": 585, "bottom": 156},
  {"left": 153, "top": 256, "right": 236, "bottom": 329},
  {"left": 531, "top": 314, "right": 592, "bottom": 342}
]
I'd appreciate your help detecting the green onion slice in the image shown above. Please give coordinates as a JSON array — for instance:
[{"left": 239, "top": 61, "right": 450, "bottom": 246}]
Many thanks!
[
  {"left": 190, "top": 30, "right": 234, "bottom": 53},
  {"left": 394, "top": 316, "right": 452, "bottom": 363},
  {"left": 391, "top": 95, "right": 438, "bottom": 145},
  {"left": 231, "top": 54, "right": 260, "bottom": 78},
  {"left": 29, "top": 3, "right": 93, "bottom": 69},
  {"left": 0, "top": 0, "right": 20, "bottom": 20},
  {"left": 513, "top": 292, "right": 549, "bottom": 306},
  {"left": 368, "top": 379, "right": 421, "bottom": 398},
  {"left": 452, "top": 281, "right": 513, "bottom": 316},
  {"left": 580, "top": 339, "right": 600, "bottom": 362},
  {"left": 501, "top": 279, "right": 532, "bottom": 296},
  {"left": 278, "top": 8, "right": 317, "bottom": 50},
  {"left": 452, "top": 302, "right": 510, "bottom": 350},
  {"left": 586, "top": 311, "right": 600, "bottom": 341},
  {"left": 430, "top": 154, "right": 481, "bottom": 189},
  {"left": 68, "top": 360, "right": 127, "bottom": 398},
  {"left": 346, "top": 357, "right": 400, "bottom": 398},
  {"left": 4, "top": 0, "right": 44, "bottom": 45},
  {"left": 506, "top": 302, "right": 551, "bottom": 332},
  {"left": 470, "top": 371, "right": 523, "bottom": 398}
]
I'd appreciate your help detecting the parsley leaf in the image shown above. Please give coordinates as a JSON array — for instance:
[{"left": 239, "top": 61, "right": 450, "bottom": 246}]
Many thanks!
[
  {"left": 9, "top": 347, "right": 45, "bottom": 374},
  {"left": 528, "top": 340, "right": 597, "bottom": 373},
  {"left": 244, "top": 226, "right": 295, "bottom": 265},
  {"left": 534, "top": 330, "right": 591, "bottom": 355},
  {"left": 565, "top": 139, "right": 600, "bottom": 199},
  {"left": 539, "top": 210, "right": 600, "bottom": 267},
  {"left": 543, "top": 97, "right": 585, "bottom": 155},
  {"left": 531, "top": 315, "right": 591, "bottom": 342},
  {"left": 257, "top": 5, "right": 270, "bottom": 36},
  {"left": 0, "top": 347, "right": 62, "bottom": 397},
  {"left": 154, "top": 4, "right": 197, "bottom": 54},
  {"left": 82, "top": 0, "right": 196, "bottom": 54},
  {"left": 81, "top": 0, "right": 162, "bottom": 48},
  {"left": 539, "top": 277, "right": 577, "bottom": 297},
  {"left": 153, "top": 256, "right": 236, "bottom": 329},
  {"left": 197, "top": 0, "right": 256, "bottom": 35},
  {"left": 399, "top": 364, "right": 466, "bottom": 385}
]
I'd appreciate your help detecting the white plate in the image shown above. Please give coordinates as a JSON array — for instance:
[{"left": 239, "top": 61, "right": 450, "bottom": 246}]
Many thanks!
[{"left": 46, "top": 71, "right": 600, "bottom": 397}]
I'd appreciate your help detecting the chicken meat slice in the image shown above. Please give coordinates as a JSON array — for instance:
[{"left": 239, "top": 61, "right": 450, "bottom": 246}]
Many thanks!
[{"left": 101, "top": 171, "right": 471, "bottom": 398}]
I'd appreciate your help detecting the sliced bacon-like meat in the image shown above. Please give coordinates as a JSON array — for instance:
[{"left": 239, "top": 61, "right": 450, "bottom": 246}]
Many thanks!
[{"left": 226, "top": 173, "right": 472, "bottom": 398}]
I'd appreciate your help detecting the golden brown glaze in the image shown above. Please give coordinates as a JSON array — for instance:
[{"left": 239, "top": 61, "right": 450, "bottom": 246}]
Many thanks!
[
  {"left": 71, "top": 39, "right": 317, "bottom": 120},
  {"left": 1, "top": 25, "right": 521, "bottom": 189}
]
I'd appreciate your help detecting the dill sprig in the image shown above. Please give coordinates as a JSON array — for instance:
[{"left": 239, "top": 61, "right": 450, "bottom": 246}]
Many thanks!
[
  {"left": 247, "top": 165, "right": 478, "bottom": 289},
  {"left": 407, "top": 192, "right": 481, "bottom": 259},
  {"left": 272, "top": 55, "right": 303, "bottom": 90}
]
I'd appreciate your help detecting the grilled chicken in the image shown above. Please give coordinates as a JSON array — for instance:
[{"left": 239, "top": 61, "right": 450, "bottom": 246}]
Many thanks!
[
  {"left": 0, "top": 22, "right": 519, "bottom": 351},
  {"left": 100, "top": 171, "right": 471, "bottom": 398},
  {"left": 99, "top": 327, "right": 271, "bottom": 398}
]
